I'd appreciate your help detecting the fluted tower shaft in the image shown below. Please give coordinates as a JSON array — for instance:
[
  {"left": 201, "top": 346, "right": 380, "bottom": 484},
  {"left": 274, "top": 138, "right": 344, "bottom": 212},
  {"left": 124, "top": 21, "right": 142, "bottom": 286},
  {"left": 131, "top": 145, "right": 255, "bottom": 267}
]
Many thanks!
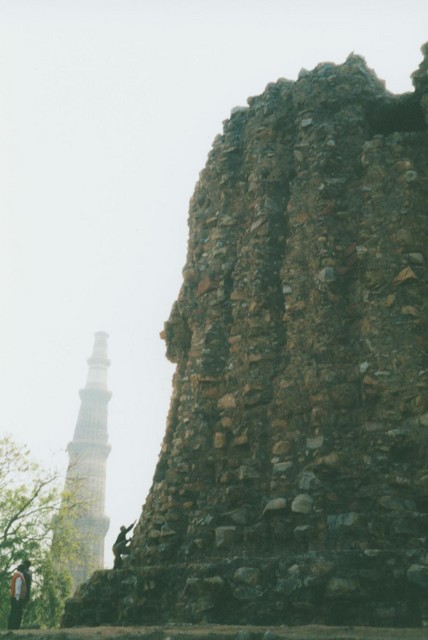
[{"left": 66, "top": 331, "right": 112, "bottom": 587}]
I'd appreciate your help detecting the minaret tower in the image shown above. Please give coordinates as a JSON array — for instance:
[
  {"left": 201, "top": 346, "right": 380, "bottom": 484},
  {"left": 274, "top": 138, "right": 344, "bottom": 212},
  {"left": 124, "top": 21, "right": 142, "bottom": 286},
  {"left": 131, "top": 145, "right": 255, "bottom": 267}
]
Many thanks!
[{"left": 65, "top": 331, "right": 111, "bottom": 587}]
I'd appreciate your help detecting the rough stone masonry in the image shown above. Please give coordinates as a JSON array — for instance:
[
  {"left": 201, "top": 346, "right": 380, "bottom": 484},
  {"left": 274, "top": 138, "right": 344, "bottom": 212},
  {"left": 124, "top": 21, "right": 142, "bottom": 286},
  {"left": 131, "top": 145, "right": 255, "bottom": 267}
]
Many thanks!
[{"left": 63, "top": 44, "right": 428, "bottom": 629}]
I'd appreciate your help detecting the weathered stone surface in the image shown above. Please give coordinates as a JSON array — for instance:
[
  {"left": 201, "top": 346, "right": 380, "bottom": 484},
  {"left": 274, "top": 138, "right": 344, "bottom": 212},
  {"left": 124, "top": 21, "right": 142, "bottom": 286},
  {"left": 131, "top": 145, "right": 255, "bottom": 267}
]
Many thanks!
[
  {"left": 215, "top": 526, "right": 239, "bottom": 548},
  {"left": 325, "top": 577, "right": 359, "bottom": 598},
  {"left": 263, "top": 498, "right": 287, "bottom": 514},
  {"left": 233, "top": 567, "right": 260, "bottom": 587},
  {"left": 63, "top": 44, "right": 428, "bottom": 629},
  {"left": 291, "top": 494, "right": 314, "bottom": 514},
  {"left": 407, "top": 563, "right": 428, "bottom": 589}
]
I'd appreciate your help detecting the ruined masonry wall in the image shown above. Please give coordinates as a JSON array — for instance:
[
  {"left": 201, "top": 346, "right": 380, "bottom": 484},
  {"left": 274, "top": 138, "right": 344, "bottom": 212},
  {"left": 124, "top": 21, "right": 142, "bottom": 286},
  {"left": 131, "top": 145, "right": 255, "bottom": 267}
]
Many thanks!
[{"left": 64, "top": 45, "right": 428, "bottom": 629}]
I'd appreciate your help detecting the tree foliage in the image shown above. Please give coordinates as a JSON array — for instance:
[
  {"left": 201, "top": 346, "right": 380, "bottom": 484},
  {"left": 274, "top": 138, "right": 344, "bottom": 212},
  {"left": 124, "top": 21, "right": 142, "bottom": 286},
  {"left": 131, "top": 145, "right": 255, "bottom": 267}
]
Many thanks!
[{"left": 0, "top": 436, "right": 84, "bottom": 628}]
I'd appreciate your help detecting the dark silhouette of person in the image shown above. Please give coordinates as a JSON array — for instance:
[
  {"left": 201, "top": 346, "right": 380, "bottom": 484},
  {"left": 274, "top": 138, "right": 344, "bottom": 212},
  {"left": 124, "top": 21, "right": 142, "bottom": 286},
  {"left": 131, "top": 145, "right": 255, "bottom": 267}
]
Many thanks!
[
  {"left": 112, "top": 521, "right": 135, "bottom": 569},
  {"left": 8, "top": 564, "right": 27, "bottom": 629}
]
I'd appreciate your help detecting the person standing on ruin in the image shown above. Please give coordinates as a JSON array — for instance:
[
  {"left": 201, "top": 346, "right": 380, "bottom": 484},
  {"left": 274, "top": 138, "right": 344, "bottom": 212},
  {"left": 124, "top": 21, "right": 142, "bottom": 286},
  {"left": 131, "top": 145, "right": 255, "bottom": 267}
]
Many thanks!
[
  {"left": 7, "top": 564, "right": 27, "bottom": 630},
  {"left": 112, "top": 521, "right": 135, "bottom": 569}
]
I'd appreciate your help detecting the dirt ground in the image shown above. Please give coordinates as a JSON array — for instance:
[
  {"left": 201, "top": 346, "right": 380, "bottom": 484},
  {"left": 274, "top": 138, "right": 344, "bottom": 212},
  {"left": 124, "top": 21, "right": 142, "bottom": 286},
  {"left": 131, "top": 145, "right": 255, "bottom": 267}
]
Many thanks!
[{"left": 0, "top": 624, "right": 427, "bottom": 640}]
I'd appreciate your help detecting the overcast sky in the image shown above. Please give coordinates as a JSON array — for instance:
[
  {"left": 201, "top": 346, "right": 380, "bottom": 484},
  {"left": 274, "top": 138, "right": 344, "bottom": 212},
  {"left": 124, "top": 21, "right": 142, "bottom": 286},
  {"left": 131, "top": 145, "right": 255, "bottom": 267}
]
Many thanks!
[{"left": 0, "top": 0, "right": 427, "bottom": 566}]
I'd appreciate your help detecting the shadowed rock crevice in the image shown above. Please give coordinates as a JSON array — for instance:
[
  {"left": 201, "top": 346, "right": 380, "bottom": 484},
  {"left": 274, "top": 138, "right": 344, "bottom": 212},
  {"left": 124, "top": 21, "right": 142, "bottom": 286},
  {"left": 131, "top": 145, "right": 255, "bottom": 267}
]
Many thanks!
[{"left": 366, "top": 94, "right": 426, "bottom": 136}]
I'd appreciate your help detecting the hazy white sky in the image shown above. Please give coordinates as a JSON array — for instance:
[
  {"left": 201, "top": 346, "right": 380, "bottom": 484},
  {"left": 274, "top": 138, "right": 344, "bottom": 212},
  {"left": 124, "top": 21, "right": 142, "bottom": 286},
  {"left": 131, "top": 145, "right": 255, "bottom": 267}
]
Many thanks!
[{"left": 0, "top": 0, "right": 427, "bottom": 565}]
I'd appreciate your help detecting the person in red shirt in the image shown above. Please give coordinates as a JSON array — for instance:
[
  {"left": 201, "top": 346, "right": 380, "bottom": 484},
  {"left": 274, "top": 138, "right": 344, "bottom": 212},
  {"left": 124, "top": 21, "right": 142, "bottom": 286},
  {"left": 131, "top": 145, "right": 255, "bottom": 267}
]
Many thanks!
[{"left": 8, "top": 564, "right": 27, "bottom": 629}]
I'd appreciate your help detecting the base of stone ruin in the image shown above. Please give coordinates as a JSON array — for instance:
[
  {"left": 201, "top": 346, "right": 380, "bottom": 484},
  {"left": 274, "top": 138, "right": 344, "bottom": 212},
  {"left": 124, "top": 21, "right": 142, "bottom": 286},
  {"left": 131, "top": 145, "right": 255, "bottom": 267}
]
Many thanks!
[{"left": 63, "top": 550, "right": 428, "bottom": 629}]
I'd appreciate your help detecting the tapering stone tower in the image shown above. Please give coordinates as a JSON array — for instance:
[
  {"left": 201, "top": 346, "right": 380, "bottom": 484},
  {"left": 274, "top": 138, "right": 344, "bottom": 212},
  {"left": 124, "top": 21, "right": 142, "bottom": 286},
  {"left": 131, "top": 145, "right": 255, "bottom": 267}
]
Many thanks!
[{"left": 65, "top": 331, "right": 112, "bottom": 587}]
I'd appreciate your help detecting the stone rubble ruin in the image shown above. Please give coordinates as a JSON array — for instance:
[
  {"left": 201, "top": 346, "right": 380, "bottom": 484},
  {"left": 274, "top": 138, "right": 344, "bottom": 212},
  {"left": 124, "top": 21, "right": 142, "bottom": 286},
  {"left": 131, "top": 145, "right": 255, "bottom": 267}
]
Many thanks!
[{"left": 63, "top": 44, "right": 428, "bottom": 628}]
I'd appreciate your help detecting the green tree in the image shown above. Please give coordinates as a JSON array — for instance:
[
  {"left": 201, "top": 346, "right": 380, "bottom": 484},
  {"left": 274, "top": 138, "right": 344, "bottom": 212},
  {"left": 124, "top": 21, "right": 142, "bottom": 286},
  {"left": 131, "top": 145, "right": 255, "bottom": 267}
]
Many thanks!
[{"left": 0, "top": 436, "right": 84, "bottom": 628}]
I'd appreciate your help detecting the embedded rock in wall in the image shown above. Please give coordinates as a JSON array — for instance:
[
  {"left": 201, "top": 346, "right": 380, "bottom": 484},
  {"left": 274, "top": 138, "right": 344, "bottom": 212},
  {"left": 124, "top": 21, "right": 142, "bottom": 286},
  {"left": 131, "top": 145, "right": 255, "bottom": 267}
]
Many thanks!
[{"left": 63, "top": 44, "right": 428, "bottom": 628}]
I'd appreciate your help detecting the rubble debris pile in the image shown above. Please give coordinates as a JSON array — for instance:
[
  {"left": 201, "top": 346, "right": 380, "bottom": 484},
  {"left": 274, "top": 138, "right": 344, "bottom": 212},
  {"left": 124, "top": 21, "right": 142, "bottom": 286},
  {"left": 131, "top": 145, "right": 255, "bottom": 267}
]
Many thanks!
[{"left": 64, "top": 44, "right": 428, "bottom": 628}]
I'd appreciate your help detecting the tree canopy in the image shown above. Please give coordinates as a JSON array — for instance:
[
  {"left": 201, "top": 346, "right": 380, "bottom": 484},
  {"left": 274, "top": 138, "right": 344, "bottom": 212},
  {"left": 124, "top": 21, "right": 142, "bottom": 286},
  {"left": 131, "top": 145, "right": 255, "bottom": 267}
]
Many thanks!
[{"left": 0, "top": 435, "right": 85, "bottom": 628}]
